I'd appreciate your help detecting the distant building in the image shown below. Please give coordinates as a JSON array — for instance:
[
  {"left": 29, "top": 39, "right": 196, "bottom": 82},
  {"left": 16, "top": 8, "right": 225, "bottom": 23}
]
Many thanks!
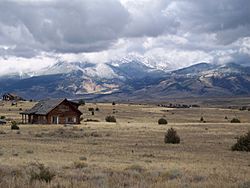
[
  {"left": 0, "top": 119, "right": 7, "bottom": 125},
  {"left": 2, "top": 93, "right": 25, "bottom": 101},
  {"left": 20, "top": 98, "right": 82, "bottom": 124}
]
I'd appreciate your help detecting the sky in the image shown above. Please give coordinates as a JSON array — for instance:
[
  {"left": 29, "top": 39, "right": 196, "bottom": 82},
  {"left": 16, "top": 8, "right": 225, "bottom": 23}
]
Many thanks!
[{"left": 0, "top": 0, "right": 250, "bottom": 75}]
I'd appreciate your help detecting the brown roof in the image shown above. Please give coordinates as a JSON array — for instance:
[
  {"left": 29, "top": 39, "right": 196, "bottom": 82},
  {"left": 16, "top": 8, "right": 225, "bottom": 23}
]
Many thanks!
[{"left": 21, "top": 98, "right": 82, "bottom": 115}]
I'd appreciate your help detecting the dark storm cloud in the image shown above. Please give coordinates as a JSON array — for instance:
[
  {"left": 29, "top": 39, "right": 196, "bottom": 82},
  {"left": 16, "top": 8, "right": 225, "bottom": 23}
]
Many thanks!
[
  {"left": 0, "top": 0, "right": 249, "bottom": 65},
  {"left": 169, "top": 0, "right": 250, "bottom": 44},
  {"left": 0, "top": 0, "right": 130, "bottom": 55}
]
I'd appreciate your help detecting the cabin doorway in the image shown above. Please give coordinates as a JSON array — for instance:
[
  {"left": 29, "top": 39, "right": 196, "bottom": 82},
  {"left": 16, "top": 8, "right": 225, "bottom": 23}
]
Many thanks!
[{"left": 52, "top": 116, "right": 59, "bottom": 124}]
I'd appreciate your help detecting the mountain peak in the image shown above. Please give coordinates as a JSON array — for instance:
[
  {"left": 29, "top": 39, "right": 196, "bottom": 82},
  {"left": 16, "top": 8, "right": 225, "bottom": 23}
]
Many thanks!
[{"left": 173, "top": 62, "right": 215, "bottom": 75}]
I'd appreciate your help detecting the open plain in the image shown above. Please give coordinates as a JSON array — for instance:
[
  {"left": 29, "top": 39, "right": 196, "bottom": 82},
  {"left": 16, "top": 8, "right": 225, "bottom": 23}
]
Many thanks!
[{"left": 0, "top": 99, "right": 250, "bottom": 188}]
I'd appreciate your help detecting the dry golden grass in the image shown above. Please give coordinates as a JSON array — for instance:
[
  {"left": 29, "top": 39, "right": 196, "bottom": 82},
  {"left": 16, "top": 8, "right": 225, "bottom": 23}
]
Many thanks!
[{"left": 0, "top": 100, "right": 250, "bottom": 187}]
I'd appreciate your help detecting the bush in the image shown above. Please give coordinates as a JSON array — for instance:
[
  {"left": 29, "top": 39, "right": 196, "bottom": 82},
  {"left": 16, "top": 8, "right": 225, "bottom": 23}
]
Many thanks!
[
  {"left": 200, "top": 117, "right": 204, "bottom": 122},
  {"left": 231, "top": 131, "right": 250, "bottom": 152},
  {"left": 0, "top": 116, "right": 5, "bottom": 119},
  {"left": 105, "top": 115, "right": 116, "bottom": 122},
  {"left": 80, "top": 117, "right": 84, "bottom": 122},
  {"left": 79, "top": 156, "right": 87, "bottom": 161},
  {"left": 164, "top": 128, "right": 180, "bottom": 144},
  {"left": 112, "top": 101, "right": 116, "bottom": 105},
  {"left": 11, "top": 121, "right": 19, "bottom": 130},
  {"left": 74, "top": 161, "right": 88, "bottom": 169},
  {"left": 88, "top": 107, "right": 94, "bottom": 112},
  {"left": 29, "top": 163, "right": 55, "bottom": 183},
  {"left": 84, "top": 119, "right": 99, "bottom": 122},
  {"left": 158, "top": 118, "right": 168, "bottom": 125},
  {"left": 231, "top": 118, "right": 241, "bottom": 123},
  {"left": 125, "top": 164, "right": 145, "bottom": 173}
]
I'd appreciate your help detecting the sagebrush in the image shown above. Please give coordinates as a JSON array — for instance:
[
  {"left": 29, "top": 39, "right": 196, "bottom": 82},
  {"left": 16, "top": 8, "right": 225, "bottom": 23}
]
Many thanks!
[{"left": 164, "top": 128, "right": 180, "bottom": 144}]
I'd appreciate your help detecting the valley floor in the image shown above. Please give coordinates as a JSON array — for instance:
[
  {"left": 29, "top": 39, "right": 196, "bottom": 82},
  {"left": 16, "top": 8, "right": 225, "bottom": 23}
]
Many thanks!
[{"left": 0, "top": 100, "right": 250, "bottom": 188}]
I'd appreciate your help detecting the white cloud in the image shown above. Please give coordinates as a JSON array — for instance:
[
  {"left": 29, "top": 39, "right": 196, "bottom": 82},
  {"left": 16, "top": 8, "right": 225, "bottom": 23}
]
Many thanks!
[
  {"left": 0, "top": 55, "right": 55, "bottom": 76},
  {"left": 0, "top": 0, "right": 250, "bottom": 75}
]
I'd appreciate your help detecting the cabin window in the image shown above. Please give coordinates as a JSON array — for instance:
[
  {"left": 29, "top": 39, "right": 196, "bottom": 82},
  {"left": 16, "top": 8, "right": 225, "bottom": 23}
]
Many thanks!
[{"left": 66, "top": 117, "right": 76, "bottom": 123}]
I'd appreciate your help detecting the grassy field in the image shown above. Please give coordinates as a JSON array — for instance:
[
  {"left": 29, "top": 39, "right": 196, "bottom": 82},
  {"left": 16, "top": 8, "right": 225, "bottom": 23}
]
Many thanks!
[{"left": 0, "top": 100, "right": 250, "bottom": 188}]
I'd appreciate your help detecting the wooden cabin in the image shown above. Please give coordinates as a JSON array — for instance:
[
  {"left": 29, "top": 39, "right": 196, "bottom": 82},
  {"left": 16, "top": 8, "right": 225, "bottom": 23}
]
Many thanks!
[
  {"left": 20, "top": 98, "right": 82, "bottom": 124},
  {"left": 2, "top": 93, "right": 25, "bottom": 101}
]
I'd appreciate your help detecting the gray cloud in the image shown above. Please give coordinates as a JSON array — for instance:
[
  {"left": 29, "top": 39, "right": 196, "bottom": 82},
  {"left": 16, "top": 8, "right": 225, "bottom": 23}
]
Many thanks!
[
  {"left": 0, "top": 0, "right": 250, "bottom": 69},
  {"left": 167, "top": 0, "right": 250, "bottom": 44},
  {"left": 0, "top": 0, "right": 130, "bottom": 55}
]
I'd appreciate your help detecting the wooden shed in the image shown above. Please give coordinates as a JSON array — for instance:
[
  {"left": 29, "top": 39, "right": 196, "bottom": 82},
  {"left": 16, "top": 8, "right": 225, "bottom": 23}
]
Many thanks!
[
  {"left": 2, "top": 93, "right": 25, "bottom": 101},
  {"left": 20, "top": 98, "right": 82, "bottom": 124}
]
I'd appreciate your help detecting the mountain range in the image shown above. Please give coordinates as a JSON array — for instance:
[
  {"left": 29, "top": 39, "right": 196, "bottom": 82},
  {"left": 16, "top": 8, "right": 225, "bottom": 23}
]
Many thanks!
[{"left": 0, "top": 60, "right": 250, "bottom": 101}]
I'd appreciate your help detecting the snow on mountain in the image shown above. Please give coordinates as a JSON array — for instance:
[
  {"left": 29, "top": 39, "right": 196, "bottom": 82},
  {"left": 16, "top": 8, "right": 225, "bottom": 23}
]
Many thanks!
[
  {"left": 34, "top": 61, "right": 121, "bottom": 80},
  {"left": 109, "top": 54, "right": 173, "bottom": 71},
  {"left": 1, "top": 59, "right": 250, "bottom": 100}
]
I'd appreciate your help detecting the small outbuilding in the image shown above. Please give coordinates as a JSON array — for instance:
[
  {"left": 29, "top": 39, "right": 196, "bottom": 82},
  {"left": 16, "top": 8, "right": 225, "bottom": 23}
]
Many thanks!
[
  {"left": 0, "top": 119, "right": 7, "bottom": 125},
  {"left": 2, "top": 93, "right": 25, "bottom": 101},
  {"left": 20, "top": 98, "right": 82, "bottom": 124}
]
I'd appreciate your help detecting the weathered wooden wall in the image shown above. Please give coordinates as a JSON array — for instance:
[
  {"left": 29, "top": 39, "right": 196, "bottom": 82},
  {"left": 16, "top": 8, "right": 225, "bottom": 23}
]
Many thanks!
[{"left": 47, "top": 101, "right": 81, "bottom": 124}]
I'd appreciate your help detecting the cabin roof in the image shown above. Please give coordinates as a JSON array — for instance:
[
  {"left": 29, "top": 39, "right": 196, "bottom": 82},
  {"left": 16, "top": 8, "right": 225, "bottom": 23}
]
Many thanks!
[
  {"left": 2, "top": 93, "right": 25, "bottom": 100},
  {"left": 21, "top": 98, "right": 82, "bottom": 115},
  {"left": 3, "top": 93, "right": 19, "bottom": 97},
  {"left": 0, "top": 119, "right": 7, "bottom": 124}
]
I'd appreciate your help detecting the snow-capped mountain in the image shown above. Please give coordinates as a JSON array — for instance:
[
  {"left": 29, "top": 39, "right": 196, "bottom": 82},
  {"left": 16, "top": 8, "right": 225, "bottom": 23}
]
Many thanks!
[
  {"left": 0, "top": 59, "right": 167, "bottom": 99},
  {"left": 36, "top": 61, "right": 120, "bottom": 79},
  {"left": 0, "top": 60, "right": 250, "bottom": 100},
  {"left": 109, "top": 55, "right": 173, "bottom": 71},
  {"left": 132, "top": 62, "right": 250, "bottom": 98}
]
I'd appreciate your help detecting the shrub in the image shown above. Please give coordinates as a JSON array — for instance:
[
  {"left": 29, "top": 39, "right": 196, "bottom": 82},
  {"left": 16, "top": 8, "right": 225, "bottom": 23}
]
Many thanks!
[
  {"left": 26, "top": 150, "right": 34, "bottom": 154},
  {"left": 95, "top": 107, "right": 99, "bottom": 111},
  {"left": 164, "top": 128, "right": 180, "bottom": 144},
  {"left": 88, "top": 107, "right": 94, "bottom": 112},
  {"left": 125, "top": 164, "right": 145, "bottom": 173},
  {"left": 231, "top": 118, "right": 241, "bottom": 123},
  {"left": 162, "top": 169, "right": 182, "bottom": 180},
  {"left": 105, "top": 115, "right": 116, "bottom": 122},
  {"left": 0, "top": 130, "right": 6, "bottom": 134},
  {"left": 84, "top": 119, "right": 99, "bottom": 122},
  {"left": 29, "top": 163, "right": 55, "bottom": 183},
  {"left": 158, "top": 118, "right": 168, "bottom": 125},
  {"left": 112, "top": 101, "right": 116, "bottom": 105},
  {"left": 231, "top": 131, "right": 250, "bottom": 152},
  {"left": 90, "top": 132, "right": 101, "bottom": 137},
  {"left": 239, "top": 181, "right": 250, "bottom": 188},
  {"left": 79, "top": 156, "right": 87, "bottom": 161},
  {"left": 80, "top": 117, "right": 84, "bottom": 122},
  {"left": 11, "top": 121, "right": 19, "bottom": 130},
  {"left": 200, "top": 117, "right": 204, "bottom": 122},
  {"left": 0, "top": 116, "right": 5, "bottom": 119},
  {"left": 12, "top": 152, "right": 18, "bottom": 156},
  {"left": 74, "top": 161, "right": 88, "bottom": 169}
]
